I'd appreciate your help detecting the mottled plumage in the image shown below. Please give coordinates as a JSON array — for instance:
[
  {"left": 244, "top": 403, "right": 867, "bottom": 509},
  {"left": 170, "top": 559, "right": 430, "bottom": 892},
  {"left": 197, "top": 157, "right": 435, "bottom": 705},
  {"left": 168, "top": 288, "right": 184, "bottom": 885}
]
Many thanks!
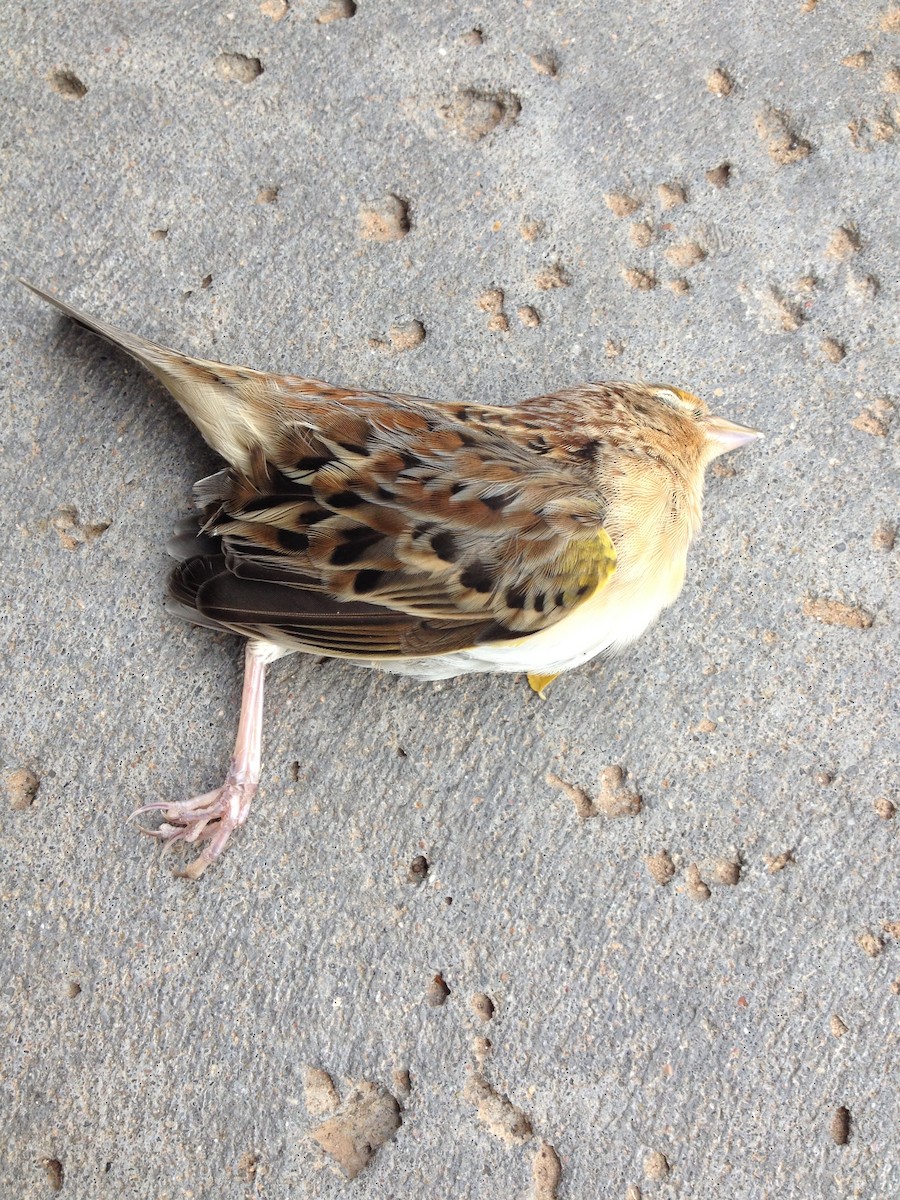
[{"left": 22, "top": 279, "right": 760, "bottom": 877}]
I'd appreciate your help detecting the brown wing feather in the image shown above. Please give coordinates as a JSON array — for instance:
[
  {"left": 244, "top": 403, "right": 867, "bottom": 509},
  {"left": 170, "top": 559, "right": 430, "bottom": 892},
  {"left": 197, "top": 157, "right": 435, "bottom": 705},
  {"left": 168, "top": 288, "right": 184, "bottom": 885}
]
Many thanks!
[
  {"left": 19, "top": 283, "right": 620, "bottom": 660},
  {"left": 171, "top": 388, "right": 616, "bottom": 658}
]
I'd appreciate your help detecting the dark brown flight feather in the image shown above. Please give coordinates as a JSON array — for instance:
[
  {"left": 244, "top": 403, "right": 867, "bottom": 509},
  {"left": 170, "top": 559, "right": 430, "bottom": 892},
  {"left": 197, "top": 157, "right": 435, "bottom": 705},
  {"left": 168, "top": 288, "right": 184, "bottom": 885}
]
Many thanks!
[{"left": 167, "top": 394, "right": 614, "bottom": 658}]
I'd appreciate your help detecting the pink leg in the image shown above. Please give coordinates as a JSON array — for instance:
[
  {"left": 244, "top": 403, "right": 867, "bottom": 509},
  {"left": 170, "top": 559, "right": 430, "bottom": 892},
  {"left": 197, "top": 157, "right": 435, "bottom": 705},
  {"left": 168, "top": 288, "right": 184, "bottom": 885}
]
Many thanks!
[{"left": 132, "top": 640, "right": 281, "bottom": 879}]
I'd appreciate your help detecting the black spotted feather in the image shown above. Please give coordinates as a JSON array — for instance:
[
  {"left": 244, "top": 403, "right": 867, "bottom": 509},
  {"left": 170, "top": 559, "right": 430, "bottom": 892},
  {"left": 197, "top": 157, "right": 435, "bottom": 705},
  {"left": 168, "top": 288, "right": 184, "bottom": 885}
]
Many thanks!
[
  {"left": 169, "top": 393, "right": 617, "bottom": 658},
  {"left": 20, "top": 280, "right": 618, "bottom": 662}
]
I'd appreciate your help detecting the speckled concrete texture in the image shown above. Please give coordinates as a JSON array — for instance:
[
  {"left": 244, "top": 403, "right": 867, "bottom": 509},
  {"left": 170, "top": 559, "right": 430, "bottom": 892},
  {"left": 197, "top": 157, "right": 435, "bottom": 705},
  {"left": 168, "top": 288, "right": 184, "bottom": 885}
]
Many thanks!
[{"left": 1, "top": 2, "right": 898, "bottom": 1197}]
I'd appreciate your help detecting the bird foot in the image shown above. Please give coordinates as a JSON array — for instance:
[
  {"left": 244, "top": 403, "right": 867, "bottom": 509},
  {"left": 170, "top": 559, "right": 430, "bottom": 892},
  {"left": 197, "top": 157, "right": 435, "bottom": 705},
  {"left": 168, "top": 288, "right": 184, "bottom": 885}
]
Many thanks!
[
  {"left": 132, "top": 763, "right": 257, "bottom": 879},
  {"left": 527, "top": 671, "right": 559, "bottom": 699}
]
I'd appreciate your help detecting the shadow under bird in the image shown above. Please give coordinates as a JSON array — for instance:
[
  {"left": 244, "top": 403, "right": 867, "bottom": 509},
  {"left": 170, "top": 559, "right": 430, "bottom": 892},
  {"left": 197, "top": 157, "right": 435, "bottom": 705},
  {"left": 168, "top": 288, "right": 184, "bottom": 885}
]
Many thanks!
[{"left": 21, "top": 279, "right": 760, "bottom": 878}]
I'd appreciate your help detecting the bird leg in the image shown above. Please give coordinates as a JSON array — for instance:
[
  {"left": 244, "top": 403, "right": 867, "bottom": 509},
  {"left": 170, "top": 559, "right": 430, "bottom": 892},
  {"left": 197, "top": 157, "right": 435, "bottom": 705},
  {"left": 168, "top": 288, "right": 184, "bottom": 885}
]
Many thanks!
[
  {"left": 132, "top": 640, "right": 278, "bottom": 878},
  {"left": 527, "top": 671, "right": 559, "bottom": 699}
]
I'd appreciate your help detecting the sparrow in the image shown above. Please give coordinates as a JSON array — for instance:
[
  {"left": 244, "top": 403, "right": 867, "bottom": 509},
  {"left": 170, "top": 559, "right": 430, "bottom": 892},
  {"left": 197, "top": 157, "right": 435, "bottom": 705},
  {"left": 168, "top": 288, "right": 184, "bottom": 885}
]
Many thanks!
[{"left": 21, "top": 279, "right": 760, "bottom": 877}]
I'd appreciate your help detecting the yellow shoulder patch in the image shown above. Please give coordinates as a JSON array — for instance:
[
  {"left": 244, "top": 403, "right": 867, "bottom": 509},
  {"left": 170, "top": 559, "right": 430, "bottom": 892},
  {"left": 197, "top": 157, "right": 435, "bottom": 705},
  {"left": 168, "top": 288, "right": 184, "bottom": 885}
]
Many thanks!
[{"left": 558, "top": 527, "right": 618, "bottom": 607}]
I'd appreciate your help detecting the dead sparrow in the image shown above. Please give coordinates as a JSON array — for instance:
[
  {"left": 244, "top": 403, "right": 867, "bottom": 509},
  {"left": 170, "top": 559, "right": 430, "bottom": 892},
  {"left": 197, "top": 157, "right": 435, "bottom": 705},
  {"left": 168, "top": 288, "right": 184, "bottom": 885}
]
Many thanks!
[{"left": 22, "top": 280, "right": 760, "bottom": 877}]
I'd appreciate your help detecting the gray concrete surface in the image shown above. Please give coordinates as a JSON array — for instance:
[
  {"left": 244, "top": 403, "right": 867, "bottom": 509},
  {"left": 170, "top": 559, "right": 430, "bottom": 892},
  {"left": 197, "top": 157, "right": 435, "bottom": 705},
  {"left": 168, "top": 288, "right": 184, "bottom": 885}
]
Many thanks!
[{"left": 1, "top": 2, "right": 898, "bottom": 1197}]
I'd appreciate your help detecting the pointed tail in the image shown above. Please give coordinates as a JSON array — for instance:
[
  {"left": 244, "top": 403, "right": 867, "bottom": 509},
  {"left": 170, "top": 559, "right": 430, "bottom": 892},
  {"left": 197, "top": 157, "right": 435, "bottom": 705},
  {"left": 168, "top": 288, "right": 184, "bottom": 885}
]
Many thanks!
[
  {"left": 20, "top": 279, "right": 275, "bottom": 471},
  {"left": 19, "top": 278, "right": 176, "bottom": 373}
]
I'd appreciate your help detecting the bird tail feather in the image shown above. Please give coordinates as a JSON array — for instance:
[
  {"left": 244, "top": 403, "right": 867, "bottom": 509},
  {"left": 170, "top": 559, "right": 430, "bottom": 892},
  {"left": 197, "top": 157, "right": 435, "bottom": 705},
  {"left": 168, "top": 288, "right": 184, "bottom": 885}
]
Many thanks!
[
  {"left": 19, "top": 278, "right": 177, "bottom": 372},
  {"left": 19, "top": 278, "right": 271, "bottom": 470}
]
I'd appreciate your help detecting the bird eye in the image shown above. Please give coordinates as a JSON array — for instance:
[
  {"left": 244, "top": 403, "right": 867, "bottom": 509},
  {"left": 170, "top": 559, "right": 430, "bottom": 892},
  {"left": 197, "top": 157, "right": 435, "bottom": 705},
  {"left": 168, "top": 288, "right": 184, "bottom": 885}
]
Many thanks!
[
  {"left": 651, "top": 386, "right": 708, "bottom": 420},
  {"left": 653, "top": 388, "right": 682, "bottom": 407}
]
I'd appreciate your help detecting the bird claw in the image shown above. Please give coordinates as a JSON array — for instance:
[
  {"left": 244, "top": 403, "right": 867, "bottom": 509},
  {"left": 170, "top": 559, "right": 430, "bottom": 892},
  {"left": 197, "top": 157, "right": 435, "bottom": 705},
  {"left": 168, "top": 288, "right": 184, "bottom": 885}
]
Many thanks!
[{"left": 130, "top": 771, "right": 257, "bottom": 878}]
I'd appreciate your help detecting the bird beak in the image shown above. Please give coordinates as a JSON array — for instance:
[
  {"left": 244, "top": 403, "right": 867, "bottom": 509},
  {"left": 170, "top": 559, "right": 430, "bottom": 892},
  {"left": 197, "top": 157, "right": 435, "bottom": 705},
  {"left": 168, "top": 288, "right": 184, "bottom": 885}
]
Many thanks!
[{"left": 704, "top": 416, "right": 762, "bottom": 456}]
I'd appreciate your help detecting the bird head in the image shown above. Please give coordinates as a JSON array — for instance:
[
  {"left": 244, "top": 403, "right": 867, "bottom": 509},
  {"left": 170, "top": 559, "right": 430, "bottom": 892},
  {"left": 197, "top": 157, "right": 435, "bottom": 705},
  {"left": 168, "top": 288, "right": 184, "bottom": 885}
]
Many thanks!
[
  {"left": 578, "top": 383, "right": 762, "bottom": 553},
  {"left": 645, "top": 385, "right": 762, "bottom": 464}
]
